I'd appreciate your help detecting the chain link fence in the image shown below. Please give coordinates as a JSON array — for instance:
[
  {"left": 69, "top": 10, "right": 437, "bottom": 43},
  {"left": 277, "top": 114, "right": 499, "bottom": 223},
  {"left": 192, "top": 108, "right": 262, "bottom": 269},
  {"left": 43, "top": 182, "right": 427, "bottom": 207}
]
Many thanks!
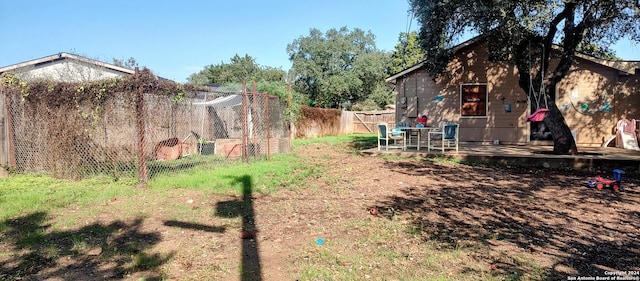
[{"left": 2, "top": 81, "right": 290, "bottom": 182}]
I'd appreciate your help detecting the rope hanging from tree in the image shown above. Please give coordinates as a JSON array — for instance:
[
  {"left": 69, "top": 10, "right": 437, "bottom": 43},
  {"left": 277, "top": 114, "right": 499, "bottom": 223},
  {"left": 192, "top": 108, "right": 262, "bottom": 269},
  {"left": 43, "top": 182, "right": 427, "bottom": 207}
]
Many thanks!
[{"left": 526, "top": 43, "right": 549, "bottom": 122}]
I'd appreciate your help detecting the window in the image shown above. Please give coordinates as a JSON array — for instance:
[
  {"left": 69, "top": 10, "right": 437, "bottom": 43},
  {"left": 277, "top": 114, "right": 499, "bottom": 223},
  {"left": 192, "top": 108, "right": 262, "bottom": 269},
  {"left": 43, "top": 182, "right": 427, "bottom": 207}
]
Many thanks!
[{"left": 461, "top": 84, "right": 487, "bottom": 117}]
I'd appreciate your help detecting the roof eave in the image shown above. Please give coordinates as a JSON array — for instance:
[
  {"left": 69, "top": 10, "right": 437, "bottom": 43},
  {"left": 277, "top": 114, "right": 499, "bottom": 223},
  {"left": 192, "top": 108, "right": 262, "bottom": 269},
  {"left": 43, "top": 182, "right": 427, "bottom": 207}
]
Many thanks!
[
  {"left": 62, "top": 53, "right": 135, "bottom": 75},
  {"left": 385, "top": 34, "right": 487, "bottom": 84},
  {"left": 0, "top": 52, "right": 136, "bottom": 76},
  {"left": 385, "top": 61, "right": 427, "bottom": 84},
  {"left": 384, "top": 32, "right": 640, "bottom": 84}
]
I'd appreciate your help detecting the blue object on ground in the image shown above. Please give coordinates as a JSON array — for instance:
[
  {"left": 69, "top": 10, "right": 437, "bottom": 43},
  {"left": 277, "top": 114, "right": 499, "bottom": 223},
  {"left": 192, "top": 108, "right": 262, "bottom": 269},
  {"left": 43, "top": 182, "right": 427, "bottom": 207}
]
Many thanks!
[
  {"left": 613, "top": 169, "right": 625, "bottom": 181},
  {"left": 316, "top": 238, "right": 324, "bottom": 245}
]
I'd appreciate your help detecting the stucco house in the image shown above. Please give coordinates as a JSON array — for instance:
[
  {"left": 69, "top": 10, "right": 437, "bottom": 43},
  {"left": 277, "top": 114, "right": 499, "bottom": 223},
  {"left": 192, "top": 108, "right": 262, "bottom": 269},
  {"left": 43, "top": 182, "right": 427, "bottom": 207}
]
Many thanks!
[
  {"left": 0, "top": 52, "right": 135, "bottom": 82},
  {"left": 386, "top": 36, "right": 640, "bottom": 147},
  {"left": 0, "top": 52, "right": 140, "bottom": 167}
]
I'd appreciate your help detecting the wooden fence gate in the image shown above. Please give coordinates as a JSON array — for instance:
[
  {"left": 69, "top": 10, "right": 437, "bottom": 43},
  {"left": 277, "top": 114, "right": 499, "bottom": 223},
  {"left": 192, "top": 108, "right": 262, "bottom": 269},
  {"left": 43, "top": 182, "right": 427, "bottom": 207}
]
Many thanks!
[{"left": 350, "top": 110, "right": 395, "bottom": 134}]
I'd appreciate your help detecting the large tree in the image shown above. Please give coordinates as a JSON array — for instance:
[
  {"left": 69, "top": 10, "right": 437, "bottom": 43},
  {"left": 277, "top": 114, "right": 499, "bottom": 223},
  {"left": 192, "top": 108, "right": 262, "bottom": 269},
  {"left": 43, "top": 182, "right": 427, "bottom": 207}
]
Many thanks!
[
  {"left": 390, "top": 31, "right": 426, "bottom": 74},
  {"left": 187, "top": 54, "right": 286, "bottom": 85},
  {"left": 576, "top": 42, "right": 621, "bottom": 61},
  {"left": 287, "top": 26, "right": 393, "bottom": 109},
  {"left": 409, "top": 0, "right": 640, "bottom": 154}
]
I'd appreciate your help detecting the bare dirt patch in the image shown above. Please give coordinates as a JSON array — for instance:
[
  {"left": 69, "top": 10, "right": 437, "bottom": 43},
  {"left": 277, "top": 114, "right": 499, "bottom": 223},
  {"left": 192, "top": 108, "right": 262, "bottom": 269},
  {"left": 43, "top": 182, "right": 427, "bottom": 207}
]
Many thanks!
[{"left": 2, "top": 140, "right": 639, "bottom": 280}]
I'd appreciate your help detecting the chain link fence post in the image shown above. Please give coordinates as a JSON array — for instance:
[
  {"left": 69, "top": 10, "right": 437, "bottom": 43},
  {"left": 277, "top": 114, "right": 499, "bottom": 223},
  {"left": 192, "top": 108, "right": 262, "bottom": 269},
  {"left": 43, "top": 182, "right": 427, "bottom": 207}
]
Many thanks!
[{"left": 134, "top": 68, "right": 148, "bottom": 185}]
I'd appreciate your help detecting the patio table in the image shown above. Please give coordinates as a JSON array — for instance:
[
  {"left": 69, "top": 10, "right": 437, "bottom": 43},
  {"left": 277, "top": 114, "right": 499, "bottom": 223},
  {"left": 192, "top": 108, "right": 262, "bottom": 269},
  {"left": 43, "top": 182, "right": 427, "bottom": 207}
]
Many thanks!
[{"left": 401, "top": 127, "right": 439, "bottom": 150}]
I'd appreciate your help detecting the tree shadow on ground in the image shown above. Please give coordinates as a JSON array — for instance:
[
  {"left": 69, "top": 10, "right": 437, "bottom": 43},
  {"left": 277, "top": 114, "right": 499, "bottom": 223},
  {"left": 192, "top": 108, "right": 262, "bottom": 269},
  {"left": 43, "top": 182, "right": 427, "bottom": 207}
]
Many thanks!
[
  {"left": 0, "top": 212, "right": 172, "bottom": 280},
  {"left": 163, "top": 220, "right": 226, "bottom": 233},
  {"left": 215, "top": 174, "right": 262, "bottom": 281},
  {"left": 147, "top": 155, "right": 223, "bottom": 179},
  {"left": 348, "top": 134, "right": 378, "bottom": 151},
  {"left": 377, "top": 160, "right": 640, "bottom": 279}
]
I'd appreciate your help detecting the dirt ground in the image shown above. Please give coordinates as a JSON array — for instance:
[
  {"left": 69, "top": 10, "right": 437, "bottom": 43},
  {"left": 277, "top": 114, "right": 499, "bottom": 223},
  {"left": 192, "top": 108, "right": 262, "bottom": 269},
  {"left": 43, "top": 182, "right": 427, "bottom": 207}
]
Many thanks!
[{"left": 3, "top": 141, "right": 640, "bottom": 280}]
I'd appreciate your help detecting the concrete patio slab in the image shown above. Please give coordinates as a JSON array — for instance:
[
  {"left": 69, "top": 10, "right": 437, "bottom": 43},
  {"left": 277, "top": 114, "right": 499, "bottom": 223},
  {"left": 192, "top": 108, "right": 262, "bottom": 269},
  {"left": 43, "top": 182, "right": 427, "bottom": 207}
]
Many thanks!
[{"left": 362, "top": 144, "right": 640, "bottom": 174}]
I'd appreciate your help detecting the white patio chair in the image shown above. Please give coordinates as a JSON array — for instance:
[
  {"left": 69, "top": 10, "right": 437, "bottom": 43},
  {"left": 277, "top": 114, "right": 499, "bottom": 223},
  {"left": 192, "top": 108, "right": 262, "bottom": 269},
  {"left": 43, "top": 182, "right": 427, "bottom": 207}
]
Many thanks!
[
  {"left": 427, "top": 122, "right": 459, "bottom": 153},
  {"left": 378, "top": 123, "right": 406, "bottom": 151}
]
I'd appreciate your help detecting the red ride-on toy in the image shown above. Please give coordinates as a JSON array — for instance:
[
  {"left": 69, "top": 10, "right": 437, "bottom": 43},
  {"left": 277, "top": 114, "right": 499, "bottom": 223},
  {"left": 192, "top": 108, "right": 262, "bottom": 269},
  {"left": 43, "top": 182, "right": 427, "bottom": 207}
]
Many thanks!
[{"left": 587, "top": 169, "right": 624, "bottom": 191}]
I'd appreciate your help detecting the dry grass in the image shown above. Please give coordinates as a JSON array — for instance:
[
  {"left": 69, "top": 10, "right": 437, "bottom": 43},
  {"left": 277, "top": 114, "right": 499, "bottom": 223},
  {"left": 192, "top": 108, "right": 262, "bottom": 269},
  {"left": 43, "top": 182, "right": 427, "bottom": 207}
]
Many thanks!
[{"left": 1, "top": 135, "right": 639, "bottom": 280}]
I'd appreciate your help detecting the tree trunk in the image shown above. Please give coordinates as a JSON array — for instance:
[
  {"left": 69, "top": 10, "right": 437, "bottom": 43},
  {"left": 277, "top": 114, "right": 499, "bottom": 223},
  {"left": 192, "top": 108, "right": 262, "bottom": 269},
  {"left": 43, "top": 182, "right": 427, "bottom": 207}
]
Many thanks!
[{"left": 542, "top": 86, "right": 578, "bottom": 155}]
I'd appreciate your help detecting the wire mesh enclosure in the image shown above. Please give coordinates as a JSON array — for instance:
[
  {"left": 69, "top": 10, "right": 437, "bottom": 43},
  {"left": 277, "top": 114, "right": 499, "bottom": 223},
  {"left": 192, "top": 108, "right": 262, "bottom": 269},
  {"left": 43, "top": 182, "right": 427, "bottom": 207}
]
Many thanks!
[{"left": 1, "top": 80, "right": 290, "bottom": 182}]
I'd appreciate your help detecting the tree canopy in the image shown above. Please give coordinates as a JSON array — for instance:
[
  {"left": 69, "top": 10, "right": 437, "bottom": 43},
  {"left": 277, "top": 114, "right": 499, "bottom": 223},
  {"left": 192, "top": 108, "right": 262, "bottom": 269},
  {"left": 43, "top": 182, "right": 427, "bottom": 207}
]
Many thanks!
[
  {"left": 112, "top": 57, "right": 139, "bottom": 70},
  {"left": 576, "top": 42, "right": 621, "bottom": 61},
  {"left": 410, "top": 0, "right": 640, "bottom": 154},
  {"left": 390, "top": 31, "right": 426, "bottom": 74},
  {"left": 287, "top": 26, "right": 393, "bottom": 110},
  {"left": 187, "top": 54, "right": 286, "bottom": 86}
]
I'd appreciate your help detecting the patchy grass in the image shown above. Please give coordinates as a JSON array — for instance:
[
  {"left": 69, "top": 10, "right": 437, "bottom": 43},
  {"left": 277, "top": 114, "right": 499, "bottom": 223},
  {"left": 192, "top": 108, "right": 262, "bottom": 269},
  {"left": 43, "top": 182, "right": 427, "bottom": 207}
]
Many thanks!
[
  {"left": 0, "top": 174, "right": 136, "bottom": 224},
  {"left": 294, "top": 215, "right": 498, "bottom": 281},
  {"left": 147, "top": 152, "right": 321, "bottom": 194},
  {"left": 1, "top": 134, "right": 638, "bottom": 280}
]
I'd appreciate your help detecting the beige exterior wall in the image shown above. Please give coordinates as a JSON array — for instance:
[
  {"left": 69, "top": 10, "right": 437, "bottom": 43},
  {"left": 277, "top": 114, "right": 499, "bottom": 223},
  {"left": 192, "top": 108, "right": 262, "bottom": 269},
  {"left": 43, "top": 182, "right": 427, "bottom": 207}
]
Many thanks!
[
  {"left": 556, "top": 59, "right": 620, "bottom": 146},
  {"left": 393, "top": 41, "right": 640, "bottom": 146},
  {"left": 619, "top": 71, "right": 640, "bottom": 119},
  {"left": 395, "top": 41, "right": 529, "bottom": 144}
]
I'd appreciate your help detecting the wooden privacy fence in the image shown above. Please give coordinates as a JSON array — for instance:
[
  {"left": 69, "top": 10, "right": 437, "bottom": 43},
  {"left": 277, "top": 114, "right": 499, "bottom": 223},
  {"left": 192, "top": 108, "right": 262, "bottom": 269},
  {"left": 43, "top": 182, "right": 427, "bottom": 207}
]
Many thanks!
[
  {"left": 294, "top": 107, "right": 395, "bottom": 138},
  {"left": 349, "top": 110, "right": 395, "bottom": 134}
]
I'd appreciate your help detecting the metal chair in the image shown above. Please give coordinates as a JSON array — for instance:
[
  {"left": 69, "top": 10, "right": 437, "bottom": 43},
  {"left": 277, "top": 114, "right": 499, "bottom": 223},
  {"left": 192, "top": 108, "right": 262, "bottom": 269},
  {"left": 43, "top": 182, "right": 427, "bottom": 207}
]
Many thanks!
[
  {"left": 378, "top": 123, "right": 406, "bottom": 151},
  {"left": 427, "top": 122, "right": 459, "bottom": 153}
]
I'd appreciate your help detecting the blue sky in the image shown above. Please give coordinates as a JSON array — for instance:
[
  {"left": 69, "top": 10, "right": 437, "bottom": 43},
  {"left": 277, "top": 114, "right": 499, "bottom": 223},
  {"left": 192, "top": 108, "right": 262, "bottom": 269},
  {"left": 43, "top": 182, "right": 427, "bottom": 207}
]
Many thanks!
[
  {"left": 0, "top": 0, "right": 417, "bottom": 82},
  {"left": 1, "top": 0, "right": 638, "bottom": 83}
]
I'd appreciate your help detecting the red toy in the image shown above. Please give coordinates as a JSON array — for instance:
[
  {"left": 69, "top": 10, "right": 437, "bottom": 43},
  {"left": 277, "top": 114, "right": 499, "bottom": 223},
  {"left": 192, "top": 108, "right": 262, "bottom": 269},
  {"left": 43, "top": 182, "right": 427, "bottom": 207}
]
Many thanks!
[
  {"left": 587, "top": 169, "right": 624, "bottom": 191},
  {"left": 416, "top": 115, "right": 428, "bottom": 126}
]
